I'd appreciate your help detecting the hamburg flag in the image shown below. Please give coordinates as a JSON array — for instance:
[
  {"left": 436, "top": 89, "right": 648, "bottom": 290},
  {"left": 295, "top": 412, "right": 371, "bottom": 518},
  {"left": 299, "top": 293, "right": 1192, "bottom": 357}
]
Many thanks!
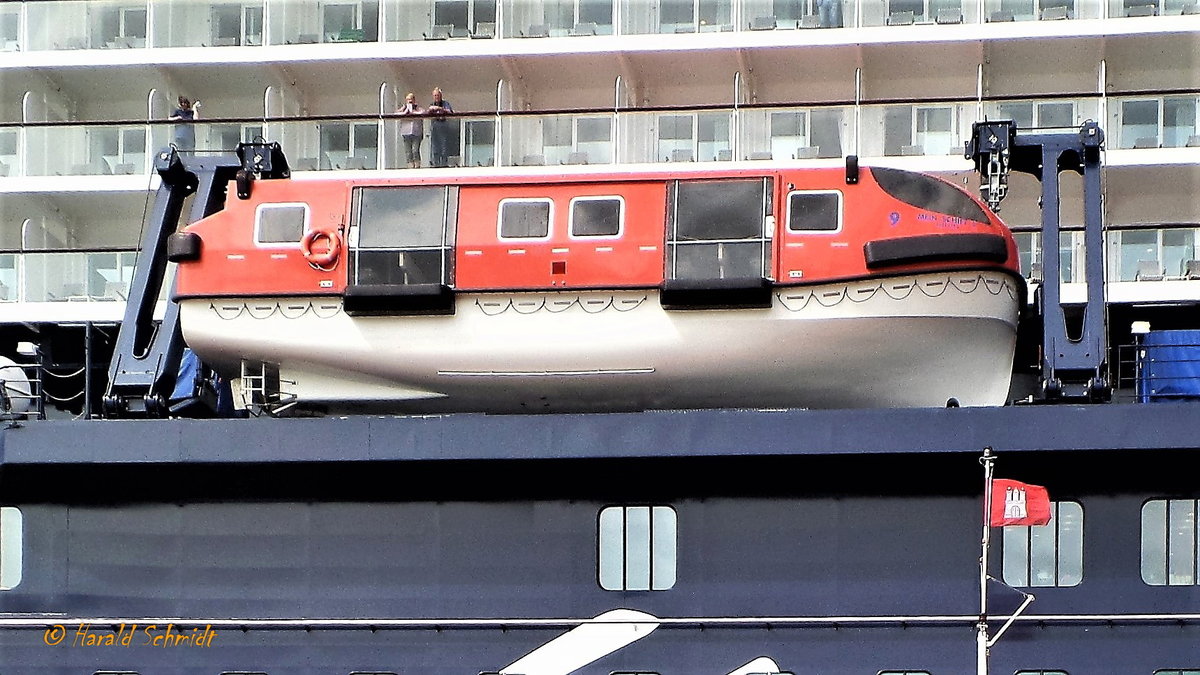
[{"left": 990, "top": 479, "right": 1052, "bottom": 527}]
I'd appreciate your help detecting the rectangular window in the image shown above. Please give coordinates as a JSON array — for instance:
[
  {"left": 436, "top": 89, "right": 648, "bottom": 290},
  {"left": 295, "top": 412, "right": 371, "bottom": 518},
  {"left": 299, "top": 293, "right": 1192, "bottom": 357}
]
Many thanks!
[
  {"left": 255, "top": 204, "right": 308, "bottom": 245},
  {"left": 1142, "top": 499, "right": 1200, "bottom": 585},
  {"left": 570, "top": 197, "right": 623, "bottom": 237},
  {"left": 599, "top": 506, "right": 676, "bottom": 591},
  {"left": 1016, "top": 671, "right": 1068, "bottom": 675},
  {"left": 499, "top": 199, "right": 552, "bottom": 239},
  {"left": 213, "top": 5, "right": 242, "bottom": 42},
  {"left": 879, "top": 671, "right": 930, "bottom": 675},
  {"left": 120, "top": 6, "right": 147, "bottom": 39},
  {"left": 1155, "top": 670, "right": 1200, "bottom": 675},
  {"left": 788, "top": 191, "right": 842, "bottom": 232},
  {"left": 1002, "top": 501, "right": 1083, "bottom": 587},
  {"left": 1, "top": 506, "right": 22, "bottom": 590}
]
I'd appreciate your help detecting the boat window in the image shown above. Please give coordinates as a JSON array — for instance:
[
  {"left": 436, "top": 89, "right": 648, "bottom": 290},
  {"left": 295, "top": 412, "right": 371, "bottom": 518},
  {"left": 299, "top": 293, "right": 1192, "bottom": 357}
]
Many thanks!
[
  {"left": 0, "top": 506, "right": 21, "bottom": 590},
  {"left": 870, "top": 166, "right": 990, "bottom": 224},
  {"left": 787, "top": 190, "right": 842, "bottom": 232},
  {"left": 499, "top": 198, "right": 552, "bottom": 239},
  {"left": 598, "top": 505, "right": 676, "bottom": 591},
  {"left": 673, "top": 178, "right": 768, "bottom": 241},
  {"left": 1141, "top": 499, "right": 1200, "bottom": 586},
  {"left": 254, "top": 204, "right": 308, "bottom": 245},
  {"left": 352, "top": 186, "right": 456, "bottom": 287},
  {"left": 1015, "top": 671, "right": 1069, "bottom": 675},
  {"left": 1154, "top": 670, "right": 1200, "bottom": 675},
  {"left": 570, "top": 196, "right": 623, "bottom": 238},
  {"left": 358, "top": 186, "right": 446, "bottom": 248},
  {"left": 1002, "top": 501, "right": 1083, "bottom": 588},
  {"left": 877, "top": 671, "right": 930, "bottom": 675},
  {"left": 667, "top": 177, "right": 773, "bottom": 281}
]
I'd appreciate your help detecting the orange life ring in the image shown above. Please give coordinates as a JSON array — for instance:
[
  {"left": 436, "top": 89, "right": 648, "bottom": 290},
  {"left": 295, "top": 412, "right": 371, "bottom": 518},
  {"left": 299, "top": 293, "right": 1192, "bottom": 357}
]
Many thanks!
[{"left": 301, "top": 229, "right": 341, "bottom": 268}]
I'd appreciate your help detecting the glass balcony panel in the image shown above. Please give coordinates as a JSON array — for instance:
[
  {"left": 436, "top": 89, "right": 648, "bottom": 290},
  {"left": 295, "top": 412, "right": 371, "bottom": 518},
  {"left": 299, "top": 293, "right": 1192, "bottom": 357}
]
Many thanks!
[
  {"left": 864, "top": 102, "right": 968, "bottom": 157},
  {"left": 0, "top": 254, "right": 17, "bottom": 302},
  {"left": 1014, "top": 231, "right": 1038, "bottom": 278},
  {"left": 26, "top": 1, "right": 91, "bottom": 50},
  {"left": 22, "top": 252, "right": 89, "bottom": 302},
  {"left": 1162, "top": 228, "right": 1197, "bottom": 278},
  {"left": 1113, "top": 229, "right": 1159, "bottom": 281},
  {"left": 1163, "top": 97, "right": 1198, "bottom": 149},
  {"left": 1, "top": 5, "right": 19, "bottom": 51},
  {"left": 502, "top": 0, "right": 613, "bottom": 37},
  {"left": 0, "top": 128, "right": 17, "bottom": 177},
  {"left": 148, "top": 1, "right": 266, "bottom": 48},
  {"left": 389, "top": 0, "right": 436, "bottom": 41},
  {"left": 696, "top": 112, "right": 732, "bottom": 162},
  {"left": 1117, "top": 98, "right": 1162, "bottom": 149}
]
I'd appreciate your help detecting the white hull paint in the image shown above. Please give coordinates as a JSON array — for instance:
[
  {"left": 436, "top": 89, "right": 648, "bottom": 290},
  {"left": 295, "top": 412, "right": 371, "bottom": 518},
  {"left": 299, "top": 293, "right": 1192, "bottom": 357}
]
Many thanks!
[{"left": 180, "top": 270, "right": 1021, "bottom": 413}]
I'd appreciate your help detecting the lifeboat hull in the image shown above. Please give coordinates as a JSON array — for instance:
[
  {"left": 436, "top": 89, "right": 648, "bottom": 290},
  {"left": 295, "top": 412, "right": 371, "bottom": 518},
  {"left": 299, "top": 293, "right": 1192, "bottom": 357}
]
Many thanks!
[{"left": 180, "top": 270, "right": 1021, "bottom": 414}]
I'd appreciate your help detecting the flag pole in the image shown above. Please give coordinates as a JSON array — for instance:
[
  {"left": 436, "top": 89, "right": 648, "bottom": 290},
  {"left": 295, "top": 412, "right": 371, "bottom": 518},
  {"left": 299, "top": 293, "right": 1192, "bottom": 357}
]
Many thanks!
[{"left": 978, "top": 446, "right": 996, "bottom": 675}]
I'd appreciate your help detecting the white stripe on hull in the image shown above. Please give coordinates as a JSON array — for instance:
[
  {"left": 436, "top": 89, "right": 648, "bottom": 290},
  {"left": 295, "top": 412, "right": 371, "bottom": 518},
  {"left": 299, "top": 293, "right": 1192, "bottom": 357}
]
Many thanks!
[{"left": 180, "top": 271, "right": 1020, "bottom": 414}]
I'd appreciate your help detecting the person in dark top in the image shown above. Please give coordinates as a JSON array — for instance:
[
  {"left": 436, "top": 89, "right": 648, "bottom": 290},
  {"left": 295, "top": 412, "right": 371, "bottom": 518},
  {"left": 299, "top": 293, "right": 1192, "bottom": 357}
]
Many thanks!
[
  {"left": 427, "top": 87, "right": 456, "bottom": 168},
  {"left": 169, "top": 96, "right": 200, "bottom": 151}
]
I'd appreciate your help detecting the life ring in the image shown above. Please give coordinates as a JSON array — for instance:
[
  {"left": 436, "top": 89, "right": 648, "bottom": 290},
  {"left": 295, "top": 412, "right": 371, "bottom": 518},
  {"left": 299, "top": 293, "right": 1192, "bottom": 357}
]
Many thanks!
[{"left": 301, "top": 229, "right": 342, "bottom": 268}]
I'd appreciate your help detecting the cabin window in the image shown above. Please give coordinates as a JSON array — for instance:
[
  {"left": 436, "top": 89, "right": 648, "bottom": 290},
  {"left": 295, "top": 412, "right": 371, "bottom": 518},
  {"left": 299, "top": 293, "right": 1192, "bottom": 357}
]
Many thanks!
[
  {"left": 871, "top": 167, "right": 990, "bottom": 224},
  {"left": 787, "top": 191, "right": 842, "bottom": 232},
  {"left": 1016, "top": 671, "right": 1068, "bottom": 675},
  {"left": 499, "top": 199, "right": 552, "bottom": 239},
  {"left": 1141, "top": 499, "right": 1200, "bottom": 585},
  {"left": 1002, "top": 501, "right": 1083, "bottom": 587},
  {"left": 877, "top": 671, "right": 930, "bottom": 675},
  {"left": 0, "top": 506, "right": 22, "bottom": 590},
  {"left": 254, "top": 204, "right": 308, "bottom": 246},
  {"left": 570, "top": 196, "right": 623, "bottom": 238},
  {"left": 598, "top": 506, "right": 676, "bottom": 591},
  {"left": 352, "top": 186, "right": 456, "bottom": 286},
  {"left": 1155, "top": 670, "right": 1200, "bottom": 675},
  {"left": 667, "top": 178, "right": 773, "bottom": 281}
]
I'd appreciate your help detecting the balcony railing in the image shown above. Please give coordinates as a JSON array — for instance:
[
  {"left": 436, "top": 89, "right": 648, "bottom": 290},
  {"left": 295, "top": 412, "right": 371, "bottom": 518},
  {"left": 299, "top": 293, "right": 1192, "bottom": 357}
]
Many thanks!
[
  {"left": 1014, "top": 226, "right": 1200, "bottom": 286},
  {"left": 0, "top": 250, "right": 143, "bottom": 304},
  {"left": 7, "top": 97, "right": 1156, "bottom": 178},
  {"left": 1, "top": 0, "right": 1194, "bottom": 53}
]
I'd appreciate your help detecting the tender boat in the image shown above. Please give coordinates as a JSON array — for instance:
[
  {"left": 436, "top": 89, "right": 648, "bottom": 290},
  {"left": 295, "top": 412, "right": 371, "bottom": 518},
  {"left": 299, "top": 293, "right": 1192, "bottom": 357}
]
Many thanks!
[{"left": 170, "top": 162, "right": 1023, "bottom": 414}]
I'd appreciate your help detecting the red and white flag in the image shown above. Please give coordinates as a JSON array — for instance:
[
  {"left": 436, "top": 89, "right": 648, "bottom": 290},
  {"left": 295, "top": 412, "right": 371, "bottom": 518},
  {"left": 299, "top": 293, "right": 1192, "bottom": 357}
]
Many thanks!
[{"left": 990, "top": 479, "right": 1051, "bottom": 527}]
